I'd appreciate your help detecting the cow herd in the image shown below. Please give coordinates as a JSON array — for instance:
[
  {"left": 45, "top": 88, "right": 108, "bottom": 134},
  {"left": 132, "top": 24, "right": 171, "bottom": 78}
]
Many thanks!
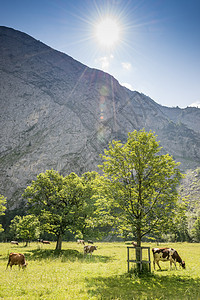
[
  {"left": 10, "top": 240, "right": 51, "bottom": 246},
  {"left": 6, "top": 242, "right": 186, "bottom": 271}
]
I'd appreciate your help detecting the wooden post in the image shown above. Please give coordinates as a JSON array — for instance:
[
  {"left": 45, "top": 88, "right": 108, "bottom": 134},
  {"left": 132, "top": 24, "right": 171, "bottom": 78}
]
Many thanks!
[
  {"left": 127, "top": 246, "right": 130, "bottom": 273},
  {"left": 148, "top": 247, "right": 151, "bottom": 272},
  {"left": 127, "top": 246, "right": 151, "bottom": 273}
]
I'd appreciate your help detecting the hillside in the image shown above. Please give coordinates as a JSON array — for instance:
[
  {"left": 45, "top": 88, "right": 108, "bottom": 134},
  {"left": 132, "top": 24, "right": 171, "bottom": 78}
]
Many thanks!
[
  {"left": 0, "top": 26, "right": 200, "bottom": 208},
  {"left": 179, "top": 168, "right": 200, "bottom": 214}
]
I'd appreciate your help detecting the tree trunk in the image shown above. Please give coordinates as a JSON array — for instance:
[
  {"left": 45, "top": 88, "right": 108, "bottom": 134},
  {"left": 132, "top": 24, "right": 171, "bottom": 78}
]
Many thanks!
[
  {"left": 136, "top": 225, "right": 142, "bottom": 272},
  {"left": 55, "top": 234, "right": 62, "bottom": 250}
]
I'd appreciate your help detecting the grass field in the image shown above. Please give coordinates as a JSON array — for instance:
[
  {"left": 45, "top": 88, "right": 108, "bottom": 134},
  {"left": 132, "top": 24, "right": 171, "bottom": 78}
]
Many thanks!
[{"left": 0, "top": 241, "right": 200, "bottom": 299}]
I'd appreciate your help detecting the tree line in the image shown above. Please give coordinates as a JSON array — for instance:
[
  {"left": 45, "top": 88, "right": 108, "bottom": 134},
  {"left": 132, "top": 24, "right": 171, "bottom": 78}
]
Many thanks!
[{"left": 1, "top": 130, "right": 199, "bottom": 249}]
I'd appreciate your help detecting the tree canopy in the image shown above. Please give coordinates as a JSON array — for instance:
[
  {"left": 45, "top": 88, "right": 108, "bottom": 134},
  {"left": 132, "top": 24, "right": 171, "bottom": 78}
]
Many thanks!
[
  {"left": 23, "top": 170, "right": 86, "bottom": 249},
  {"left": 9, "top": 214, "right": 40, "bottom": 246},
  {"left": 191, "top": 217, "right": 200, "bottom": 242},
  {"left": 75, "top": 171, "right": 102, "bottom": 239},
  {"left": 99, "top": 130, "right": 183, "bottom": 246},
  {"left": 0, "top": 194, "right": 6, "bottom": 232}
]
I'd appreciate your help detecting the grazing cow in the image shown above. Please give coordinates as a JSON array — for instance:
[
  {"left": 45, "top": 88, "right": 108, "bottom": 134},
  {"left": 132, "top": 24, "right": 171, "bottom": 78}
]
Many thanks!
[
  {"left": 84, "top": 245, "right": 97, "bottom": 256},
  {"left": 132, "top": 241, "right": 137, "bottom": 247},
  {"left": 42, "top": 240, "right": 50, "bottom": 244},
  {"left": 11, "top": 241, "right": 19, "bottom": 245},
  {"left": 88, "top": 240, "right": 94, "bottom": 244},
  {"left": 152, "top": 247, "right": 185, "bottom": 270},
  {"left": 7, "top": 253, "right": 27, "bottom": 269},
  {"left": 77, "top": 239, "right": 85, "bottom": 245}
]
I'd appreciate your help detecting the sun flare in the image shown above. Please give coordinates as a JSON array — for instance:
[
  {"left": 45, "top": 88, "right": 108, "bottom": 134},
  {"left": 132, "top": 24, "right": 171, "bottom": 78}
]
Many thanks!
[{"left": 95, "top": 17, "right": 121, "bottom": 48}]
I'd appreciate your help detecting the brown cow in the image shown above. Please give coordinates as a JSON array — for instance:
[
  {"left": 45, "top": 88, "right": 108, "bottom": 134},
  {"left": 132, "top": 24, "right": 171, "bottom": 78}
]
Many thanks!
[
  {"left": 6, "top": 253, "right": 27, "bottom": 269},
  {"left": 42, "top": 240, "right": 50, "bottom": 244},
  {"left": 132, "top": 241, "right": 137, "bottom": 247},
  {"left": 84, "top": 245, "right": 97, "bottom": 256},
  {"left": 152, "top": 247, "right": 185, "bottom": 270}
]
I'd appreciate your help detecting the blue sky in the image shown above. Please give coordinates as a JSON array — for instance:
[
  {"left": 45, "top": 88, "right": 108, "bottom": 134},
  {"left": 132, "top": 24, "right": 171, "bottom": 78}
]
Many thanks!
[{"left": 1, "top": 0, "right": 200, "bottom": 108}]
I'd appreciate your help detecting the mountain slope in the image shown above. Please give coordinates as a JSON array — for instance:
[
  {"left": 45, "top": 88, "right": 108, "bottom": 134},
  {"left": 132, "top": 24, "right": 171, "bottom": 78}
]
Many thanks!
[
  {"left": 0, "top": 26, "right": 200, "bottom": 208},
  {"left": 179, "top": 168, "right": 200, "bottom": 214}
]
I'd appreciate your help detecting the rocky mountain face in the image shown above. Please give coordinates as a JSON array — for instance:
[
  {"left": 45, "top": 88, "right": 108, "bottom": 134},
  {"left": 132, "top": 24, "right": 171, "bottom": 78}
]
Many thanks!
[
  {"left": 178, "top": 168, "right": 200, "bottom": 231},
  {"left": 179, "top": 168, "right": 200, "bottom": 212},
  {"left": 1, "top": 26, "right": 200, "bottom": 208}
]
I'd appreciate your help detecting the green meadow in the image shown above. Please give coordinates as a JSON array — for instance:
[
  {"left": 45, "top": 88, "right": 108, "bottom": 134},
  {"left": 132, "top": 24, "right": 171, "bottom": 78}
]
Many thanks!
[{"left": 0, "top": 242, "right": 200, "bottom": 299}]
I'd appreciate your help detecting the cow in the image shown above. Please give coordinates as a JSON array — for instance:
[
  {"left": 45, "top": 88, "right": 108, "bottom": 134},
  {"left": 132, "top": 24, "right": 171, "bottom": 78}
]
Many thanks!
[
  {"left": 42, "top": 240, "right": 50, "bottom": 244},
  {"left": 152, "top": 247, "right": 185, "bottom": 270},
  {"left": 6, "top": 253, "right": 27, "bottom": 269},
  {"left": 132, "top": 241, "right": 137, "bottom": 247},
  {"left": 88, "top": 240, "right": 94, "bottom": 244},
  {"left": 84, "top": 245, "right": 97, "bottom": 256},
  {"left": 77, "top": 239, "right": 85, "bottom": 245},
  {"left": 11, "top": 241, "right": 19, "bottom": 245}
]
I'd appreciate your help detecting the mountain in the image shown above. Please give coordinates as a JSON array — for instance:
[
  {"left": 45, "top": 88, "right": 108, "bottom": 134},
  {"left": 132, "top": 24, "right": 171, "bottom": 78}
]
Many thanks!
[
  {"left": 179, "top": 168, "right": 200, "bottom": 214},
  {"left": 178, "top": 167, "right": 200, "bottom": 233},
  {"left": 0, "top": 26, "right": 200, "bottom": 208}
]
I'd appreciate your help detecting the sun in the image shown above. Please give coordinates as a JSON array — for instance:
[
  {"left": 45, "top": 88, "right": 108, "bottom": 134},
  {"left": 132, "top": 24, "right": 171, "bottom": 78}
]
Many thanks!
[{"left": 94, "top": 17, "right": 121, "bottom": 48}]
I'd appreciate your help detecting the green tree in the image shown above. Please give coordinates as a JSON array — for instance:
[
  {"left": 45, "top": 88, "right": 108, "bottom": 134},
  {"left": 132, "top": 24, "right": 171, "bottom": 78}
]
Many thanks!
[
  {"left": 99, "top": 130, "right": 183, "bottom": 249},
  {"left": 9, "top": 215, "right": 21, "bottom": 240},
  {"left": 78, "top": 171, "right": 114, "bottom": 240},
  {"left": 23, "top": 170, "right": 85, "bottom": 250},
  {"left": 0, "top": 194, "right": 7, "bottom": 232},
  {"left": 9, "top": 215, "right": 40, "bottom": 245},
  {"left": 75, "top": 171, "right": 99, "bottom": 239},
  {"left": 169, "top": 200, "right": 191, "bottom": 242},
  {"left": 191, "top": 217, "right": 200, "bottom": 242}
]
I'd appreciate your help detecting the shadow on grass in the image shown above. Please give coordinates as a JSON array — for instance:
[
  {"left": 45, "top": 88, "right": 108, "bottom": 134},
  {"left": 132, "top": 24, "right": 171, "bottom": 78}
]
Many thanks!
[
  {"left": 24, "top": 249, "right": 112, "bottom": 263},
  {"left": 83, "top": 254, "right": 113, "bottom": 263},
  {"left": 86, "top": 273, "right": 200, "bottom": 300},
  {"left": 25, "top": 249, "right": 82, "bottom": 262}
]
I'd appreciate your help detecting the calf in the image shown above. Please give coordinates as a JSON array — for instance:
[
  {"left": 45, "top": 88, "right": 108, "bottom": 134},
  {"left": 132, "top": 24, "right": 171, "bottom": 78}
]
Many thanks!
[
  {"left": 7, "top": 253, "right": 27, "bottom": 269},
  {"left": 152, "top": 247, "right": 185, "bottom": 270},
  {"left": 11, "top": 241, "right": 19, "bottom": 245},
  {"left": 77, "top": 239, "right": 85, "bottom": 245},
  {"left": 84, "top": 245, "right": 97, "bottom": 256}
]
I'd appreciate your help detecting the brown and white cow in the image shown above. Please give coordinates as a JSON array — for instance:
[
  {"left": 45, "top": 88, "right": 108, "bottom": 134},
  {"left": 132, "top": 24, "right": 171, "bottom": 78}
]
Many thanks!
[
  {"left": 88, "top": 240, "right": 94, "bottom": 244},
  {"left": 77, "top": 239, "right": 85, "bottom": 245},
  {"left": 152, "top": 247, "right": 185, "bottom": 270},
  {"left": 84, "top": 245, "right": 97, "bottom": 256},
  {"left": 11, "top": 241, "right": 19, "bottom": 245},
  {"left": 6, "top": 253, "right": 27, "bottom": 269}
]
